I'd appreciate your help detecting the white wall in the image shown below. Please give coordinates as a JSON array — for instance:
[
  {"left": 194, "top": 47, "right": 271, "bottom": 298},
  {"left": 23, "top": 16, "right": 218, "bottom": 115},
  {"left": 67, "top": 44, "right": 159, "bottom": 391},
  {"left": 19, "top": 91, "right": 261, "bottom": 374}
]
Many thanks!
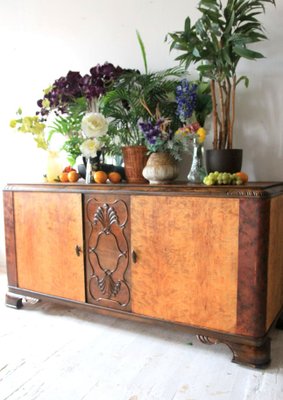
[{"left": 0, "top": 0, "right": 282, "bottom": 270}]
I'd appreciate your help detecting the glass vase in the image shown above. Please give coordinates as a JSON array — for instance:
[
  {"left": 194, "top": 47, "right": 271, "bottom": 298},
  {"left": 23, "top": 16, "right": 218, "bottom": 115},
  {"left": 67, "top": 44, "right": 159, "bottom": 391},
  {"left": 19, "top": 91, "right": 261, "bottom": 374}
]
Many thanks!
[
  {"left": 85, "top": 157, "right": 94, "bottom": 184},
  {"left": 187, "top": 138, "right": 207, "bottom": 183}
]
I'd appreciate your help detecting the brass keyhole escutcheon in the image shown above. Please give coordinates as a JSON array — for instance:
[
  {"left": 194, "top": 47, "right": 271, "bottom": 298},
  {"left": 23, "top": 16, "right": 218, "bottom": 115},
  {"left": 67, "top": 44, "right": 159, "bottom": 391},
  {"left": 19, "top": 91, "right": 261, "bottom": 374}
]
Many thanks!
[
  {"left": 75, "top": 245, "right": 82, "bottom": 257},
  {"left": 132, "top": 250, "right": 137, "bottom": 263}
]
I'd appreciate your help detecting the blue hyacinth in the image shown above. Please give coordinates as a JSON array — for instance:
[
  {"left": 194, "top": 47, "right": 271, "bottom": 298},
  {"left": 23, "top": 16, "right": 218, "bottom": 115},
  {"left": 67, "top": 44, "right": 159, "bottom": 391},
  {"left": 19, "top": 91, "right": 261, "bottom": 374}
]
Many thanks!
[{"left": 176, "top": 79, "right": 198, "bottom": 123}]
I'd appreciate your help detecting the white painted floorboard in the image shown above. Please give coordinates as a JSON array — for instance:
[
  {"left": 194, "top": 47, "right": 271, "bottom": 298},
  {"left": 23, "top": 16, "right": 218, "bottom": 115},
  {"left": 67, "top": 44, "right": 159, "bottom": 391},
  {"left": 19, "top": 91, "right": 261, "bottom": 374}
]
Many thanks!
[{"left": 0, "top": 272, "right": 283, "bottom": 400}]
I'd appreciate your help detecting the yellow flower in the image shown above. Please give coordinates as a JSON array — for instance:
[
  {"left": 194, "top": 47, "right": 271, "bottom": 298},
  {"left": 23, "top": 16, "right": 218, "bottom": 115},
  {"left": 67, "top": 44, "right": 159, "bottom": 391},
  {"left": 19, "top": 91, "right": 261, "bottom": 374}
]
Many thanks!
[
  {"left": 197, "top": 127, "right": 206, "bottom": 143},
  {"left": 32, "top": 122, "right": 46, "bottom": 135},
  {"left": 175, "top": 126, "right": 191, "bottom": 137},
  {"left": 43, "top": 86, "right": 52, "bottom": 95},
  {"left": 10, "top": 119, "right": 17, "bottom": 128},
  {"left": 42, "top": 98, "right": 50, "bottom": 108},
  {"left": 20, "top": 116, "right": 33, "bottom": 132},
  {"left": 34, "top": 133, "right": 49, "bottom": 150}
]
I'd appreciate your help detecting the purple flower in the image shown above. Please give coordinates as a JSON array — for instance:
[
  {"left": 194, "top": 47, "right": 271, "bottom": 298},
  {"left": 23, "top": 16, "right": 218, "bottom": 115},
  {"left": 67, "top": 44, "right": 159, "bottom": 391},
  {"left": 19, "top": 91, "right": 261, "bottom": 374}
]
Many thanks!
[
  {"left": 176, "top": 79, "right": 197, "bottom": 122},
  {"left": 139, "top": 119, "right": 165, "bottom": 145},
  {"left": 81, "top": 63, "right": 123, "bottom": 100},
  {"left": 37, "top": 63, "right": 124, "bottom": 116}
]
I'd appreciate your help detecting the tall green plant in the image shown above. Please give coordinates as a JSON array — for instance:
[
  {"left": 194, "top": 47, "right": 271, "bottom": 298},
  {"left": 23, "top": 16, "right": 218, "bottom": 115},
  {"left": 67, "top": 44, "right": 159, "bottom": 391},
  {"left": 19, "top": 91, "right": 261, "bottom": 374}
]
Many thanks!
[
  {"left": 167, "top": 0, "right": 276, "bottom": 149},
  {"left": 100, "top": 32, "right": 184, "bottom": 153}
]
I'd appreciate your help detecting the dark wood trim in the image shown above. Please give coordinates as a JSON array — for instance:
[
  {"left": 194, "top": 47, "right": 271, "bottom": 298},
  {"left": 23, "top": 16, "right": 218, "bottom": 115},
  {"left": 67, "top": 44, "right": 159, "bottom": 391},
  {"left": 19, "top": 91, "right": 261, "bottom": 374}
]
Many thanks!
[
  {"left": 3, "top": 192, "right": 18, "bottom": 286},
  {"left": 7, "top": 285, "right": 269, "bottom": 348},
  {"left": 3, "top": 182, "right": 283, "bottom": 199},
  {"left": 226, "top": 337, "right": 271, "bottom": 368},
  {"left": 237, "top": 198, "right": 270, "bottom": 337},
  {"left": 5, "top": 291, "right": 23, "bottom": 309},
  {"left": 196, "top": 335, "right": 271, "bottom": 368}
]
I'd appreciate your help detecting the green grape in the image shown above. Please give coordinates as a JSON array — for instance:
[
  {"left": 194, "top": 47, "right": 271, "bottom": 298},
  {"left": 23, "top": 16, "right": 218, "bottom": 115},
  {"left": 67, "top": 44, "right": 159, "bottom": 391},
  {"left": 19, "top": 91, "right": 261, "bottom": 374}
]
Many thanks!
[{"left": 204, "top": 171, "right": 244, "bottom": 186}]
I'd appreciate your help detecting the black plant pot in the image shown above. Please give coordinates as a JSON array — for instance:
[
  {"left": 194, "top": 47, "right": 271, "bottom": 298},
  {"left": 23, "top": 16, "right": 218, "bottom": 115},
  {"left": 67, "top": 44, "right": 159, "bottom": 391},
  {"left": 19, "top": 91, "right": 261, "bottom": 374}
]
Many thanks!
[
  {"left": 78, "top": 152, "right": 125, "bottom": 180},
  {"left": 206, "top": 149, "right": 243, "bottom": 174}
]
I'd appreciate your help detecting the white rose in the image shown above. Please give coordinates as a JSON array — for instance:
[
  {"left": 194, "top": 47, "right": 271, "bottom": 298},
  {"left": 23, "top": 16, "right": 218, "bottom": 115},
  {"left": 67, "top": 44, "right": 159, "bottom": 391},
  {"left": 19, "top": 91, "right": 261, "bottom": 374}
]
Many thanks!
[
  {"left": 81, "top": 112, "right": 108, "bottom": 139},
  {"left": 80, "top": 138, "right": 101, "bottom": 158}
]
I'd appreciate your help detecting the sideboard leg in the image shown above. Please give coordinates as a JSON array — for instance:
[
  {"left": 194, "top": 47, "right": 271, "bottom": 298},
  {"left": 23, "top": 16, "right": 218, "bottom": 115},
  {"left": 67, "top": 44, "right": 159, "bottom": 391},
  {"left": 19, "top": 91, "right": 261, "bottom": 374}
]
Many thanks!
[
  {"left": 5, "top": 292, "right": 24, "bottom": 309},
  {"left": 197, "top": 334, "right": 271, "bottom": 368},
  {"left": 226, "top": 338, "right": 271, "bottom": 368},
  {"left": 276, "top": 313, "right": 283, "bottom": 330}
]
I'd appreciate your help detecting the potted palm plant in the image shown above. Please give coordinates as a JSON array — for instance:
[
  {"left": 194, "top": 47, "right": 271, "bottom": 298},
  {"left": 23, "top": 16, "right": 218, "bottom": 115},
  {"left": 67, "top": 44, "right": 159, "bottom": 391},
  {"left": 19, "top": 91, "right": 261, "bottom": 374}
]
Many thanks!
[
  {"left": 100, "top": 32, "right": 184, "bottom": 183},
  {"left": 167, "top": 0, "right": 276, "bottom": 173}
]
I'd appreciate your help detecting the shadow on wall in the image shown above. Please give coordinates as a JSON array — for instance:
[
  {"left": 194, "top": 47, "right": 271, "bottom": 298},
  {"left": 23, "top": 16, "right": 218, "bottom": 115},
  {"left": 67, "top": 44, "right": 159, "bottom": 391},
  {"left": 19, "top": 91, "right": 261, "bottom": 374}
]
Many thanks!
[
  {"left": 177, "top": 152, "right": 193, "bottom": 181},
  {"left": 234, "top": 74, "right": 283, "bottom": 181}
]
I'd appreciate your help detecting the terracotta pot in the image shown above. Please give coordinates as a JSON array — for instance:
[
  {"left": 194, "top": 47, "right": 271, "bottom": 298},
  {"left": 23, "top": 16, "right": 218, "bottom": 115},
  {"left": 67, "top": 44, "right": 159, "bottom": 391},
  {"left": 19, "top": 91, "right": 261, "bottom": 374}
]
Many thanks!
[
  {"left": 206, "top": 149, "right": 243, "bottom": 173},
  {"left": 122, "top": 146, "right": 149, "bottom": 183},
  {"left": 142, "top": 152, "right": 179, "bottom": 184}
]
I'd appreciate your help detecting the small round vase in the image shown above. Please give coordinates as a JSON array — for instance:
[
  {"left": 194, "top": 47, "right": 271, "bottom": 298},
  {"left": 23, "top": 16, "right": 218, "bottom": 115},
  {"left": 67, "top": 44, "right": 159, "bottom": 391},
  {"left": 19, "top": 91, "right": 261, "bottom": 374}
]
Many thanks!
[{"left": 142, "top": 152, "right": 179, "bottom": 184}]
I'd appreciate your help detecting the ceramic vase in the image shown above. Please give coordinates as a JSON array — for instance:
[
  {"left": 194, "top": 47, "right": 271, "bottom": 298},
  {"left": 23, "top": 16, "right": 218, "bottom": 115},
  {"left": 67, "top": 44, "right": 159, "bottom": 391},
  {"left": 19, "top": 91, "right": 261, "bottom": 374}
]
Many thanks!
[{"left": 142, "top": 152, "right": 178, "bottom": 184}]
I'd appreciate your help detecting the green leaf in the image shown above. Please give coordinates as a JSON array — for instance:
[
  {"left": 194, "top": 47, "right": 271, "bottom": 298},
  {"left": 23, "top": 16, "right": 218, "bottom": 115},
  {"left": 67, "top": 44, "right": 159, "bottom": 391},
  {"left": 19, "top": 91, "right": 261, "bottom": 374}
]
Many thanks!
[
  {"left": 224, "top": 10, "right": 235, "bottom": 34},
  {"left": 236, "top": 75, "right": 249, "bottom": 87},
  {"left": 233, "top": 46, "right": 265, "bottom": 59},
  {"left": 192, "top": 47, "right": 201, "bottom": 57},
  {"left": 184, "top": 16, "right": 191, "bottom": 33},
  {"left": 136, "top": 30, "right": 148, "bottom": 74}
]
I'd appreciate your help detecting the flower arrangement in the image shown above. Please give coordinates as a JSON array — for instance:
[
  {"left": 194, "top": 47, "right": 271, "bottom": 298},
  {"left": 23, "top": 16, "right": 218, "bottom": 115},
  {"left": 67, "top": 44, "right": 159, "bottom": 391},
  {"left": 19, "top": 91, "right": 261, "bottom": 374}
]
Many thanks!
[
  {"left": 176, "top": 122, "right": 206, "bottom": 145},
  {"left": 139, "top": 103, "right": 187, "bottom": 161},
  {"left": 10, "top": 63, "right": 124, "bottom": 165},
  {"left": 79, "top": 112, "right": 109, "bottom": 158},
  {"left": 174, "top": 79, "right": 210, "bottom": 146},
  {"left": 37, "top": 63, "right": 123, "bottom": 162},
  {"left": 10, "top": 108, "right": 48, "bottom": 149}
]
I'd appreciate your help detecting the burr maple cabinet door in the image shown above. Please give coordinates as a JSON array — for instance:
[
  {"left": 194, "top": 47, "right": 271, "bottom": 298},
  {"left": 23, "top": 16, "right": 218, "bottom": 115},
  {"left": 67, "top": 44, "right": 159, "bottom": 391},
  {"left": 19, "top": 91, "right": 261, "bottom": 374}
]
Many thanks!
[
  {"left": 84, "top": 194, "right": 131, "bottom": 311},
  {"left": 131, "top": 195, "right": 240, "bottom": 333},
  {"left": 13, "top": 192, "right": 85, "bottom": 302}
]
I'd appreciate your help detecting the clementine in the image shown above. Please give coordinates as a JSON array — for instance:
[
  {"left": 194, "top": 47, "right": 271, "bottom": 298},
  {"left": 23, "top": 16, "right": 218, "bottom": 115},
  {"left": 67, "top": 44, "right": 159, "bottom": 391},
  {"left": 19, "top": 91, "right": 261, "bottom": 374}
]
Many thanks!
[
  {"left": 93, "top": 170, "right": 108, "bottom": 183},
  {"left": 236, "top": 171, "right": 249, "bottom": 183},
  {"left": 59, "top": 172, "right": 69, "bottom": 182},
  {"left": 108, "top": 171, "right": 122, "bottom": 183},
  {"left": 68, "top": 171, "right": 80, "bottom": 182}
]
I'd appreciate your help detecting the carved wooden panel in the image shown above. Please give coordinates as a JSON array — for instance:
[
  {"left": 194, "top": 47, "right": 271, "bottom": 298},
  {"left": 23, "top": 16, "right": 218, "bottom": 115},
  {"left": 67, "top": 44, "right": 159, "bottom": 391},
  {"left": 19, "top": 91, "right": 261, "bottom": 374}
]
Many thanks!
[
  {"left": 267, "top": 196, "right": 283, "bottom": 329},
  {"left": 85, "top": 195, "right": 131, "bottom": 311},
  {"left": 13, "top": 192, "right": 85, "bottom": 301},
  {"left": 131, "top": 196, "right": 239, "bottom": 333}
]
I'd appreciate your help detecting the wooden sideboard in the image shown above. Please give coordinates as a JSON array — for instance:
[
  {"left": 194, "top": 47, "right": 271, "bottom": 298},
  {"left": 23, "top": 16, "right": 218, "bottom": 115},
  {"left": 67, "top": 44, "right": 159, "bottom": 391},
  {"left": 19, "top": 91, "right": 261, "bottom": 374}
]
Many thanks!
[{"left": 3, "top": 182, "right": 283, "bottom": 368}]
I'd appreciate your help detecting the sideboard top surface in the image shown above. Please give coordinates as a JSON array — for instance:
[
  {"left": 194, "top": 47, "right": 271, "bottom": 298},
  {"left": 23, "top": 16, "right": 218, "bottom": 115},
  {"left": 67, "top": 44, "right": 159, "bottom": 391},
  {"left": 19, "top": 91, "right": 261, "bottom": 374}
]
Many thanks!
[{"left": 3, "top": 181, "right": 283, "bottom": 198}]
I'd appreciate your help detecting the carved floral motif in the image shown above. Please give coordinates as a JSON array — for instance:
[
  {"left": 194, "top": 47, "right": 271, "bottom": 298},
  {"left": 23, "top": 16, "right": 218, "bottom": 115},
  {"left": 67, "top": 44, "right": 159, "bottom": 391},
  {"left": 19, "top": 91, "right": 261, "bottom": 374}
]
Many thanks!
[{"left": 86, "top": 199, "right": 130, "bottom": 307}]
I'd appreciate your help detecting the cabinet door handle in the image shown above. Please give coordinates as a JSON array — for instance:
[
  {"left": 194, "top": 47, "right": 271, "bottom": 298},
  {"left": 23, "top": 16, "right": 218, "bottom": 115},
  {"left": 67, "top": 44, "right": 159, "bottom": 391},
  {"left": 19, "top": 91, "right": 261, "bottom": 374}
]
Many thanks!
[
  {"left": 132, "top": 250, "right": 137, "bottom": 263},
  {"left": 75, "top": 245, "right": 82, "bottom": 257}
]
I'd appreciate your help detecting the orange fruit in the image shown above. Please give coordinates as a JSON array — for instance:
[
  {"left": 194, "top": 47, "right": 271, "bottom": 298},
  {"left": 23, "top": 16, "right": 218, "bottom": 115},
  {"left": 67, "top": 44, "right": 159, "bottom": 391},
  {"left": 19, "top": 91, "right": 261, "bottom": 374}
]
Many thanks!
[
  {"left": 68, "top": 171, "right": 80, "bottom": 182},
  {"left": 108, "top": 171, "right": 122, "bottom": 184},
  {"left": 236, "top": 171, "right": 249, "bottom": 183},
  {"left": 59, "top": 172, "right": 69, "bottom": 182},
  {"left": 93, "top": 170, "right": 108, "bottom": 184}
]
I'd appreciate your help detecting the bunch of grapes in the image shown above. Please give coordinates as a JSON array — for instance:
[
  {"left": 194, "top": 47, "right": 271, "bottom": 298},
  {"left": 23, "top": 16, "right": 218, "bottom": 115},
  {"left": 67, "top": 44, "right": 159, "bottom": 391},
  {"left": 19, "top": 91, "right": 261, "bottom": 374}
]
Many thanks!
[{"left": 203, "top": 172, "right": 244, "bottom": 186}]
